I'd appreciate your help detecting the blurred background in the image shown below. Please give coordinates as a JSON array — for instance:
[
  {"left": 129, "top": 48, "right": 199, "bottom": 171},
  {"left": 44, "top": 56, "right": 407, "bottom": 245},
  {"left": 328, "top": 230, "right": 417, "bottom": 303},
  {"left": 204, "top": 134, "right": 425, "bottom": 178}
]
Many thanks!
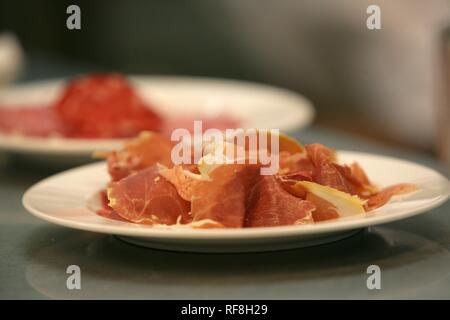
[{"left": 0, "top": 0, "right": 449, "bottom": 157}]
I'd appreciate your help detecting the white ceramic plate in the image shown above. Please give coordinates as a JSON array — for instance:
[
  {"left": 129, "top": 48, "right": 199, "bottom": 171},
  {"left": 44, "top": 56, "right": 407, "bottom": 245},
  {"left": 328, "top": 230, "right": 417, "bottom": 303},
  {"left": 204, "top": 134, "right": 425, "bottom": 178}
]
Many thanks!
[
  {"left": 22, "top": 151, "right": 449, "bottom": 253},
  {"left": 0, "top": 76, "right": 314, "bottom": 158}
]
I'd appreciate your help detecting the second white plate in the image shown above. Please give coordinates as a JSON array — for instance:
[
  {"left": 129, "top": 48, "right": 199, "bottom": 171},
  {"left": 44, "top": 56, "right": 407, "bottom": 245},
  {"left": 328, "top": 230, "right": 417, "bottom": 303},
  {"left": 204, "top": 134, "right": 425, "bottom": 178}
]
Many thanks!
[{"left": 0, "top": 76, "right": 314, "bottom": 158}]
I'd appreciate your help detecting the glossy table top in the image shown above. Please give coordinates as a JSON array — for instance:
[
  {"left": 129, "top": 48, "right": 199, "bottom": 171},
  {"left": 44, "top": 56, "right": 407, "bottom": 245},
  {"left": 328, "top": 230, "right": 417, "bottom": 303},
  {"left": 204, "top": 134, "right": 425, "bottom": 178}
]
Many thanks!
[{"left": 0, "top": 126, "right": 449, "bottom": 299}]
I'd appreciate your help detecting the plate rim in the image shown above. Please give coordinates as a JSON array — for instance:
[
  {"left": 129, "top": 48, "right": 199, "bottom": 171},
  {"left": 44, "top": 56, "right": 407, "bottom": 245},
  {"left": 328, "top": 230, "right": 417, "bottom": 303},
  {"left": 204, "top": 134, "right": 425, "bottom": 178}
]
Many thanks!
[{"left": 22, "top": 151, "right": 450, "bottom": 240}]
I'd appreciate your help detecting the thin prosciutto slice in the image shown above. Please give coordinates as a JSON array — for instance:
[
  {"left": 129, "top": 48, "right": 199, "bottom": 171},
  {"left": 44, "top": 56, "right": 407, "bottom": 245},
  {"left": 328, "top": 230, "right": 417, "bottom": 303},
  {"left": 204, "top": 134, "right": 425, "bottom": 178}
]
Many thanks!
[
  {"left": 334, "top": 162, "right": 377, "bottom": 197},
  {"left": 96, "top": 190, "right": 127, "bottom": 222},
  {"left": 161, "top": 163, "right": 315, "bottom": 228},
  {"left": 190, "top": 164, "right": 261, "bottom": 228},
  {"left": 226, "top": 130, "right": 304, "bottom": 155},
  {"left": 245, "top": 175, "right": 314, "bottom": 227},
  {"left": 158, "top": 164, "right": 202, "bottom": 202},
  {"left": 107, "top": 166, "right": 191, "bottom": 225},
  {"left": 278, "top": 151, "right": 315, "bottom": 177},
  {"left": 305, "top": 143, "right": 355, "bottom": 194},
  {"left": 106, "top": 131, "right": 173, "bottom": 182},
  {"left": 366, "top": 183, "right": 417, "bottom": 211},
  {"left": 305, "top": 192, "right": 340, "bottom": 222}
]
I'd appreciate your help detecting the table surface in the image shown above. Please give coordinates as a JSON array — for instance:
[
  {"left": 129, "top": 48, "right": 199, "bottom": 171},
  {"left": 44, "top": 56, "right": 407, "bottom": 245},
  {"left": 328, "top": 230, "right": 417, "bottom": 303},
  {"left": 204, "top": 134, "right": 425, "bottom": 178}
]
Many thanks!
[{"left": 0, "top": 124, "right": 449, "bottom": 299}]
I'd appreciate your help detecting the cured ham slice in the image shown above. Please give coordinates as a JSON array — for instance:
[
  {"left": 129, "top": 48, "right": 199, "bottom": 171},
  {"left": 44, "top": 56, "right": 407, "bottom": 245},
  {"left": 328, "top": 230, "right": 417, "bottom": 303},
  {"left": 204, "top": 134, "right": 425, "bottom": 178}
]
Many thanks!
[
  {"left": 96, "top": 208, "right": 127, "bottom": 222},
  {"left": 280, "top": 143, "right": 377, "bottom": 198},
  {"left": 107, "top": 166, "right": 191, "bottom": 225},
  {"left": 349, "top": 162, "right": 371, "bottom": 186},
  {"left": 334, "top": 163, "right": 377, "bottom": 197},
  {"left": 190, "top": 164, "right": 261, "bottom": 228},
  {"left": 278, "top": 178, "right": 308, "bottom": 199},
  {"left": 366, "top": 183, "right": 417, "bottom": 211},
  {"left": 106, "top": 131, "right": 173, "bottom": 182},
  {"left": 158, "top": 164, "right": 203, "bottom": 202},
  {"left": 305, "top": 143, "right": 337, "bottom": 162},
  {"left": 305, "top": 192, "right": 340, "bottom": 222},
  {"left": 96, "top": 190, "right": 128, "bottom": 222},
  {"left": 305, "top": 143, "right": 356, "bottom": 194},
  {"left": 277, "top": 133, "right": 304, "bottom": 154},
  {"left": 213, "top": 130, "right": 304, "bottom": 175},
  {"left": 245, "top": 175, "right": 314, "bottom": 227},
  {"left": 278, "top": 151, "right": 315, "bottom": 176},
  {"left": 226, "top": 130, "right": 304, "bottom": 155}
]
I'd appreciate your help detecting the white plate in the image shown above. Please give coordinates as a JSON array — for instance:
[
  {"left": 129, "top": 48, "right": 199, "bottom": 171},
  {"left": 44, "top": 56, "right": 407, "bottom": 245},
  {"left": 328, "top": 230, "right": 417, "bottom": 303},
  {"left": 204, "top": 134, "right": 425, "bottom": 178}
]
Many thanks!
[
  {"left": 0, "top": 76, "right": 314, "bottom": 158},
  {"left": 22, "top": 151, "right": 450, "bottom": 253}
]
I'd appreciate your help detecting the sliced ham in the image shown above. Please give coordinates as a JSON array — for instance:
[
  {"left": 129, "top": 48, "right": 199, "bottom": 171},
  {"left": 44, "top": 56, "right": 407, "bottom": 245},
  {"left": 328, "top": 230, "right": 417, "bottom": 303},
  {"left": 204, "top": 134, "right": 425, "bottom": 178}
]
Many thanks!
[
  {"left": 349, "top": 162, "right": 371, "bottom": 186},
  {"left": 158, "top": 164, "right": 203, "bottom": 202},
  {"left": 366, "top": 183, "right": 417, "bottom": 211},
  {"left": 245, "top": 175, "right": 314, "bottom": 227},
  {"left": 190, "top": 164, "right": 261, "bottom": 228},
  {"left": 107, "top": 131, "right": 173, "bottom": 182},
  {"left": 305, "top": 192, "right": 340, "bottom": 222},
  {"left": 107, "top": 166, "right": 191, "bottom": 225},
  {"left": 305, "top": 143, "right": 355, "bottom": 194},
  {"left": 96, "top": 190, "right": 128, "bottom": 222},
  {"left": 334, "top": 162, "right": 377, "bottom": 197},
  {"left": 226, "top": 130, "right": 304, "bottom": 155},
  {"left": 278, "top": 151, "right": 315, "bottom": 176},
  {"left": 277, "top": 176, "right": 308, "bottom": 198}
]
